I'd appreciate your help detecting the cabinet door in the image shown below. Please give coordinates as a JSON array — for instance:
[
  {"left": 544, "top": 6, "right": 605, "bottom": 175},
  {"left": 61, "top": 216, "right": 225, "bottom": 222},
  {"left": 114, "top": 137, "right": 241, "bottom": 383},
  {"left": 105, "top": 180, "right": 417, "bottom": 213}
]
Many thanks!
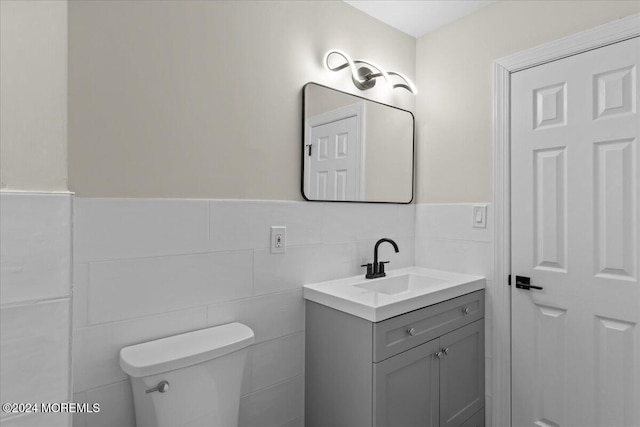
[
  {"left": 439, "top": 319, "right": 484, "bottom": 427},
  {"left": 459, "top": 409, "right": 485, "bottom": 427},
  {"left": 374, "top": 338, "right": 440, "bottom": 427}
]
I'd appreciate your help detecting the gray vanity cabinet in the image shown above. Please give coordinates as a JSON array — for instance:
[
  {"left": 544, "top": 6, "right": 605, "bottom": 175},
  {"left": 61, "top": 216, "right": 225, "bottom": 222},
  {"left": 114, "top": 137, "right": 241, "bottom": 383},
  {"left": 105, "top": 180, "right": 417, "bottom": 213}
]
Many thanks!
[
  {"left": 439, "top": 320, "right": 485, "bottom": 427},
  {"left": 374, "top": 338, "right": 440, "bottom": 426},
  {"left": 306, "top": 289, "right": 485, "bottom": 427}
]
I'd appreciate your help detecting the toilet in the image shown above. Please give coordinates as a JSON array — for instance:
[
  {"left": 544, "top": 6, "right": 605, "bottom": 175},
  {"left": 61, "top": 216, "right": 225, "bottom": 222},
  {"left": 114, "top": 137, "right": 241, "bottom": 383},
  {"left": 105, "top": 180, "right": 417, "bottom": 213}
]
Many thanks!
[{"left": 119, "top": 322, "right": 254, "bottom": 427}]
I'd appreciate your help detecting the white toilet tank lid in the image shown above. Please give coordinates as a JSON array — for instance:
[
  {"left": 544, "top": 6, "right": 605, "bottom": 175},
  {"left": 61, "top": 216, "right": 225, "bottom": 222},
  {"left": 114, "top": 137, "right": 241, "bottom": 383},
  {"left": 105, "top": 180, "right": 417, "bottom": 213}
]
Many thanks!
[{"left": 119, "top": 322, "right": 254, "bottom": 378}]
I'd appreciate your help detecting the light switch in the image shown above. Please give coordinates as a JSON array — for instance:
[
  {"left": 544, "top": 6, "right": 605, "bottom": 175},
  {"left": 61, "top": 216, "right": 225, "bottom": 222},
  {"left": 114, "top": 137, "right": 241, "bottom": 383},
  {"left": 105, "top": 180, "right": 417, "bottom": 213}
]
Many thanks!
[{"left": 472, "top": 205, "right": 487, "bottom": 228}]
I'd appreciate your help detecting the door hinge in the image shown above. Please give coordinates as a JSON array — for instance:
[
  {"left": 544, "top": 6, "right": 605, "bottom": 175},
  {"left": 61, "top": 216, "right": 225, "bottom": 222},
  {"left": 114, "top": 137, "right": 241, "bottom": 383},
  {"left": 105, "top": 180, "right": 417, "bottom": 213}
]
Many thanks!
[
  {"left": 508, "top": 274, "right": 511, "bottom": 286},
  {"left": 306, "top": 144, "right": 312, "bottom": 156}
]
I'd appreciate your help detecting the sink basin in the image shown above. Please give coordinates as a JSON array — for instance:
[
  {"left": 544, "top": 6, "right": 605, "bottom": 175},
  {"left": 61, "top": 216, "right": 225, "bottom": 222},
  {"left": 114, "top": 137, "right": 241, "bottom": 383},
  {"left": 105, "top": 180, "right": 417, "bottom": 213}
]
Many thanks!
[
  {"left": 303, "top": 267, "right": 485, "bottom": 322},
  {"left": 354, "top": 274, "right": 447, "bottom": 295}
]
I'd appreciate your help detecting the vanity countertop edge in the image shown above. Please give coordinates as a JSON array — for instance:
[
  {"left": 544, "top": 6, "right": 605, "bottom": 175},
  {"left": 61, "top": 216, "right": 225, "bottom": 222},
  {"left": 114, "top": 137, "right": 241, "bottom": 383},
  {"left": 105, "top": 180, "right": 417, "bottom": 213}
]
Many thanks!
[{"left": 303, "top": 266, "right": 486, "bottom": 322}]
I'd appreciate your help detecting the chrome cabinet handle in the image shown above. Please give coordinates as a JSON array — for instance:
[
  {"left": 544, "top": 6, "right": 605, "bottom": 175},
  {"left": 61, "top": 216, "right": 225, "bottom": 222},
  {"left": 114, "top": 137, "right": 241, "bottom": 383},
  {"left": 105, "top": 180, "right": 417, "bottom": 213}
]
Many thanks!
[
  {"left": 462, "top": 307, "right": 470, "bottom": 315},
  {"left": 407, "top": 327, "right": 416, "bottom": 336},
  {"left": 433, "top": 351, "right": 443, "bottom": 359},
  {"left": 442, "top": 347, "right": 449, "bottom": 355},
  {"left": 146, "top": 380, "right": 170, "bottom": 394}
]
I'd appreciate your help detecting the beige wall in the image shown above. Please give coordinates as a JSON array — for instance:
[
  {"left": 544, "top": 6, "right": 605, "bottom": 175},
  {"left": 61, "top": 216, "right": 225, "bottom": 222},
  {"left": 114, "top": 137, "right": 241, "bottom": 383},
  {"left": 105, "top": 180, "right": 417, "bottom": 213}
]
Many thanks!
[
  {"left": 0, "top": 0, "right": 68, "bottom": 191},
  {"left": 19, "top": 0, "right": 636, "bottom": 201},
  {"left": 415, "top": 1, "right": 640, "bottom": 203},
  {"left": 69, "top": 0, "right": 415, "bottom": 199}
]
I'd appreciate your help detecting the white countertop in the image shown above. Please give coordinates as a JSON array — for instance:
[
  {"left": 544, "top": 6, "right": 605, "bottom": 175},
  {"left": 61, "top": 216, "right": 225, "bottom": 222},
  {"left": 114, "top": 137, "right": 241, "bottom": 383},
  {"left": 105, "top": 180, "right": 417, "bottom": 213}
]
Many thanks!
[{"left": 303, "top": 266, "right": 485, "bottom": 322}]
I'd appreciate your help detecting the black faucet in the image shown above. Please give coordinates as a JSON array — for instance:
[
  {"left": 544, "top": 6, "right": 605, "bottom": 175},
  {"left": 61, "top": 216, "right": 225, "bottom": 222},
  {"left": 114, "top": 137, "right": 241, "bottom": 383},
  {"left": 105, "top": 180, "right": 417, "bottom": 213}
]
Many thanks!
[{"left": 361, "top": 238, "right": 400, "bottom": 279}]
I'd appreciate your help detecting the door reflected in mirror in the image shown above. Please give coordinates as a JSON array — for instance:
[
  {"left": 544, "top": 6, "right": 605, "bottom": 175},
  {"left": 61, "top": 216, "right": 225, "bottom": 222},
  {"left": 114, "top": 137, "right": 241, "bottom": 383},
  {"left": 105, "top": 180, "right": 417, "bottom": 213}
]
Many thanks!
[{"left": 302, "top": 83, "right": 414, "bottom": 203}]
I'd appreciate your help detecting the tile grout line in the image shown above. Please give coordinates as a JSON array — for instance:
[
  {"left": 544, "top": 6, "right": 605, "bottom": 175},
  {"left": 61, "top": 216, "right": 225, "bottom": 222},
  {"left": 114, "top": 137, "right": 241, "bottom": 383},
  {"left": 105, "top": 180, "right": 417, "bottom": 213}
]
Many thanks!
[
  {"left": 79, "top": 287, "right": 304, "bottom": 330},
  {"left": 240, "top": 373, "right": 304, "bottom": 398},
  {"left": 0, "top": 296, "right": 71, "bottom": 310}
]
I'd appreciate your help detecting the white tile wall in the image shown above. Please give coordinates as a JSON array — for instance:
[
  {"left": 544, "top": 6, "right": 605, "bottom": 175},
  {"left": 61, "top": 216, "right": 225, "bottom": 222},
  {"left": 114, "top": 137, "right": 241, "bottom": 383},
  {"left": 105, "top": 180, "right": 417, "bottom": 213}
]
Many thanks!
[
  {"left": 73, "top": 307, "right": 207, "bottom": 392},
  {"left": 323, "top": 203, "right": 401, "bottom": 243},
  {"left": 84, "top": 381, "right": 135, "bottom": 427},
  {"left": 74, "top": 198, "right": 210, "bottom": 263},
  {"left": 0, "top": 193, "right": 71, "bottom": 303},
  {"left": 206, "top": 290, "right": 305, "bottom": 343},
  {"left": 249, "top": 332, "right": 304, "bottom": 393},
  {"left": 414, "top": 203, "right": 494, "bottom": 426},
  {"left": 87, "top": 250, "right": 253, "bottom": 324},
  {"left": 415, "top": 238, "right": 493, "bottom": 280},
  {"left": 238, "top": 376, "right": 304, "bottom": 427},
  {"left": 209, "top": 201, "right": 324, "bottom": 251},
  {"left": 73, "top": 198, "right": 414, "bottom": 427},
  {"left": 397, "top": 204, "right": 416, "bottom": 238},
  {"left": 0, "top": 198, "right": 492, "bottom": 427},
  {"left": 253, "top": 243, "right": 358, "bottom": 295},
  {"left": 4, "top": 196, "right": 496, "bottom": 427},
  {"left": 0, "top": 299, "right": 71, "bottom": 408},
  {"left": 72, "top": 263, "right": 89, "bottom": 328},
  {"left": 415, "top": 204, "right": 493, "bottom": 279},
  {"left": 415, "top": 203, "right": 492, "bottom": 242},
  {"left": 0, "top": 192, "right": 73, "bottom": 427}
]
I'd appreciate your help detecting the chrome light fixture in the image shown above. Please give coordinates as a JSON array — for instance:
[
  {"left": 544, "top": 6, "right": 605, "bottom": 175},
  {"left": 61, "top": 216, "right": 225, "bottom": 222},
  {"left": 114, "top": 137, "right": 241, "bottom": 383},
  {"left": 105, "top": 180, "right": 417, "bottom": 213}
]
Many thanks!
[{"left": 324, "top": 49, "right": 417, "bottom": 95}]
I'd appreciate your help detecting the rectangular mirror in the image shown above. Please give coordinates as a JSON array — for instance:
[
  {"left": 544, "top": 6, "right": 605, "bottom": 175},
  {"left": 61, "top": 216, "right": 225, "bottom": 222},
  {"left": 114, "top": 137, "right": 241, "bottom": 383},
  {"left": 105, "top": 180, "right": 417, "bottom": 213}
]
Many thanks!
[{"left": 302, "top": 83, "right": 414, "bottom": 203}]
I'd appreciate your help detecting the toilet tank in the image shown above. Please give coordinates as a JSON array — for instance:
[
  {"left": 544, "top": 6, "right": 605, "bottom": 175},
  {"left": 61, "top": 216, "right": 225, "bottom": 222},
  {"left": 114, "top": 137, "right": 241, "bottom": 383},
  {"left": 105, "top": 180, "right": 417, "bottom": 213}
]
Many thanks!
[{"left": 120, "top": 323, "right": 254, "bottom": 427}]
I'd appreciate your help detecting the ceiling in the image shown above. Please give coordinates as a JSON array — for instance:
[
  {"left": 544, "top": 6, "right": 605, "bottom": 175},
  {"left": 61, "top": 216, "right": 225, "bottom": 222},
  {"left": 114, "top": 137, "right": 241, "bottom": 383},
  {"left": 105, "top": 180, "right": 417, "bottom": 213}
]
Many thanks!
[{"left": 344, "top": 1, "right": 495, "bottom": 38}]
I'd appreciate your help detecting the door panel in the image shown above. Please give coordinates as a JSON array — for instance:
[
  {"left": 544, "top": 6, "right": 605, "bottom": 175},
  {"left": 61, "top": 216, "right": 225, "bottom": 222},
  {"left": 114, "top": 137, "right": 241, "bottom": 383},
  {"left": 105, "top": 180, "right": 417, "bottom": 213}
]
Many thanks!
[
  {"left": 511, "top": 37, "right": 639, "bottom": 427},
  {"left": 373, "top": 338, "right": 440, "bottom": 427},
  {"left": 594, "top": 138, "right": 635, "bottom": 280},
  {"left": 307, "top": 116, "right": 359, "bottom": 201},
  {"left": 533, "top": 147, "right": 567, "bottom": 271}
]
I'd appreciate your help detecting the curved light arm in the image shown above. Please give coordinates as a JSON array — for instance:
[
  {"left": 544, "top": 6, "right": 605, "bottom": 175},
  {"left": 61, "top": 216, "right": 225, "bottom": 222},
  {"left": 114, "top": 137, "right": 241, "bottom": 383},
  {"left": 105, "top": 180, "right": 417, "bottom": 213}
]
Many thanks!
[
  {"left": 323, "top": 49, "right": 416, "bottom": 95},
  {"left": 388, "top": 71, "right": 418, "bottom": 95},
  {"left": 324, "top": 50, "right": 366, "bottom": 84}
]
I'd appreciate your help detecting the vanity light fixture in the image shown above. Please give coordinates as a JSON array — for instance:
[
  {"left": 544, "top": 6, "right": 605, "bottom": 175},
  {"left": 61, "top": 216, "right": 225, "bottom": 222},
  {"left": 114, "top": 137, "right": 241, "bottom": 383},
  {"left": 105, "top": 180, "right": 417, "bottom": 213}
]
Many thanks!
[{"left": 324, "top": 49, "right": 417, "bottom": 95}]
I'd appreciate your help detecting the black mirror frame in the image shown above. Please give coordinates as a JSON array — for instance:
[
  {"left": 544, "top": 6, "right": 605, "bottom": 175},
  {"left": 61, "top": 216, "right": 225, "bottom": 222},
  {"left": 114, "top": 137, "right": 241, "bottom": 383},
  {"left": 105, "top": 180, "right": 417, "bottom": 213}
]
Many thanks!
[{"left": 301, "top": 82, "right": 415, "bottom": 204}]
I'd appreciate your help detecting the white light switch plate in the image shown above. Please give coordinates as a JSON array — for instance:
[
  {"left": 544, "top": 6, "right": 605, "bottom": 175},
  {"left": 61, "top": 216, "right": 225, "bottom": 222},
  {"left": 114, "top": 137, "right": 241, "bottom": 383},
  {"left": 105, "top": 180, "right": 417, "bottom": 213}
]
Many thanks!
[
  {"left": 271, "top": 226, "right": 286, "bottom": 253},
  {"left": 472, "top": 205, "right": 487, "bottom": 228}
]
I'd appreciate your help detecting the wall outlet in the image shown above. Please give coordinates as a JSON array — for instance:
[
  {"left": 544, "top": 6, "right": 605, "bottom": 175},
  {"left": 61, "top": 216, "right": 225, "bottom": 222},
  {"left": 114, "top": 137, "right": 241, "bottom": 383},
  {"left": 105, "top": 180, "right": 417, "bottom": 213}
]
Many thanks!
[
  {"left": 271, "top": 226, "right": 286, "bottom": 253},
  {"left": 472, "top": 204, "right": 487, "bottom": 228}
]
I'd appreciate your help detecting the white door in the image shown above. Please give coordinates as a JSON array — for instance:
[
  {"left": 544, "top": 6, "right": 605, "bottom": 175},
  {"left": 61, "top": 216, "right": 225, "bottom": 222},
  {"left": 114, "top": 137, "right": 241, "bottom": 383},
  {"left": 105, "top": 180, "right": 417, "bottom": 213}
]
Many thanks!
[
  {"left": 306, "top": 116, "right": 360, "bottom": 201},
  {"left": 511, "top": 37, "right": 639, "bottom": 427}
]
